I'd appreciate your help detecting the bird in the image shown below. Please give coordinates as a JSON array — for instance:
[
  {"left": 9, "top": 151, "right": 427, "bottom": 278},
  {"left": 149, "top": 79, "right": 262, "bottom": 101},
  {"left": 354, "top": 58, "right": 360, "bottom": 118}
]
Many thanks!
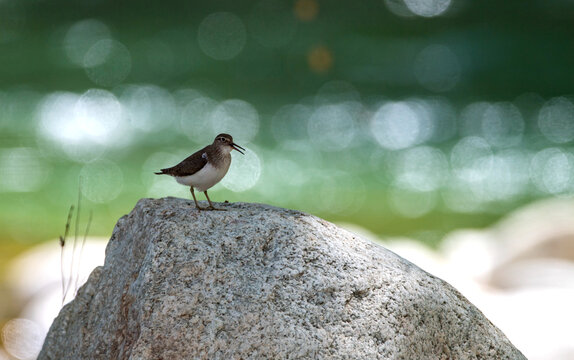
[{"left": 154, "top": 133, "right": 245, "bottom": 210}]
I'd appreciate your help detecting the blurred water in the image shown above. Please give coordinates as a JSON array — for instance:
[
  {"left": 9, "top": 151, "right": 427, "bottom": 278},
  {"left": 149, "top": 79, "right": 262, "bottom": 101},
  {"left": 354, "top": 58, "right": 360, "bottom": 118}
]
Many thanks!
[{"left": 3, "top": 83, "right": 573, "bottom": 239}]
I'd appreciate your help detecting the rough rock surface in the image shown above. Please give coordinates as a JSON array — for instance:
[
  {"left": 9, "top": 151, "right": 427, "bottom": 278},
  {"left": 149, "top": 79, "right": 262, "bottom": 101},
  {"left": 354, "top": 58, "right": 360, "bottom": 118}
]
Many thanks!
[{"left": 39, "top": 197, "right": 525, "bottom": 359}]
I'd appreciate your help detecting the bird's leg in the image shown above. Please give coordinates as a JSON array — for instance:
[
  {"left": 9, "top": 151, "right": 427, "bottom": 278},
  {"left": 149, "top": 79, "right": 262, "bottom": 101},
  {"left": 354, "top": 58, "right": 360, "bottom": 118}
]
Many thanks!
[
  {"left": 190, "top": 187, "right": 204, "bottom": 210},
  {"left": 204, "top": 191, "right": 226, "bottom": 211}
]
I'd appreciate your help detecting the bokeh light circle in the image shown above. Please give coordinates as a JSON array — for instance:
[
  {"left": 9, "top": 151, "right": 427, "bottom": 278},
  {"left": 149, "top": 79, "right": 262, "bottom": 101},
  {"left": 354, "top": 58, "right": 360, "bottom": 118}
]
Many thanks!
[
  {"left": 484, "top": 153, "right": 520, "bottom": 201},
  {"left": 142, "top": 152, "right": 183, "bottom": 188},
  {"left": 75, "top": 89, "right": 124, "bottom": 143},
  {"left": 405, "top": 99, "right": 436, "bottom": 143},
  {"left": 37, "top": 89, "right": 126, "bottom": 162},
  {"left": 491, "top": 150, "right": 530, "bottom": 200},
  {"left": 221, "top": 147, "right": 261, "bottom": 192},
  {"left": 530, "top": 148, "right": 574, "bottom": 195},
  {"left": 404, "top": 0, "right": 451, "bottom": 17},
  {"left": 460, "top": 102, "right": 490, "bottom": 137},
  {"left": 294, "top": 0, "right": 319, "bottom": 21},
  {"left": 370, "top": 101, "right": 424, "bottom": 150},
  {"left": 451, "top": 136, "right": 493, "bottom": 182},
  {"left": 307, "top": 45, "right": 333, "bottom": 74},
  {"left": 538, "top": 97, "right": 574, "bottom": 144},
  {"left": 63, "top": 19, "right": 111, "bottom": 66},
  {"left": 1, "top": 318, "right": 44, "bottom": 360},
  {"left": 180, "top": 96, "right": 219, "bottom": 144},
  {"left": 198, "top": 12, "right": 247, "bottom": 60},
  {"left": 121, "top": 85, "right": 176, "bottom": 133},
  {"left": 425, "top": 97, "right": 457, "bottom": 142},
  {"left": 271, "top": 104, "right": 312, "bottom": 143},
  {"left": 209, "top": 99, "right": 259, "bottom": 143},
  {"left": 308, "top": 103, "right": 358, "bottom": 151},
  {"left": 384, "top": 0, "right": 416, "bottom": 17},
  {"left": 481, "top": 102, "right": 524, "bottom": 147},
  {"left": 84, "top": 39, "right": 132, "bottom": 87},
  {"left": 394, "top": 146, "right": 448, "bottom": 192},
  {"left": 80, "top": 159, "right": 124, "bottom": 203}
]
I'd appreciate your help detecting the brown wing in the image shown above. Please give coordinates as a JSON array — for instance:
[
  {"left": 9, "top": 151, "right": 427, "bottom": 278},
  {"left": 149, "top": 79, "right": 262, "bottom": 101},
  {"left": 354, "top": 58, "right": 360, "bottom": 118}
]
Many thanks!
[{"left": 155, "top": 146, "right": 208, "bottom": 176}]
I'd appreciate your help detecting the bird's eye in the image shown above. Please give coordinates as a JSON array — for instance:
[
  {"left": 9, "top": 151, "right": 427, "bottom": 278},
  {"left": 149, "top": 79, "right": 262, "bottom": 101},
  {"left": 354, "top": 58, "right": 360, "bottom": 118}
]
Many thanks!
[{"left": 219, "top": 137, "right": 226, "bottom": 142}]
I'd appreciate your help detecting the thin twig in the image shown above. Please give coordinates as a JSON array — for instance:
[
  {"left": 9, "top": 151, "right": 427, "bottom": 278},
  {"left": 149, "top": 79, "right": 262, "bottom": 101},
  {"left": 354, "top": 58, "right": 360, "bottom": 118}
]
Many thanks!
[
  {"left": 64, "top": 181, "right": 82, "bottom": 302},
  {"left": 59, "top": 236, "right": 65, "bottom": 304},
  {"left": 60, "top": 205, "right": 74, "bottom": 305},
  {"left": 75, "top": 209, "right": 93, "bottom": 294}
]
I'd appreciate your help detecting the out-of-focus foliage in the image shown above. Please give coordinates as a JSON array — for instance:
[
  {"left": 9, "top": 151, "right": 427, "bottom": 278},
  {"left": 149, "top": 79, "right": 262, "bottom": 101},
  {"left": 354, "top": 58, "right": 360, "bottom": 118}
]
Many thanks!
[{"left": 1, "top": 0, "right": 573, "bottom": 248}]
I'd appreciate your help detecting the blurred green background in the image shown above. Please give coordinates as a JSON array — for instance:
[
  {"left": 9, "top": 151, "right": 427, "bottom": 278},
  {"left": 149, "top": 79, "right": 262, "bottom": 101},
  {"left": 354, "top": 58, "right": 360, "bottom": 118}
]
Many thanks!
[
  {"left": 2, "top": 0, "right": 574, "bottom": 249},
  {"left": 1, "top": 0, "right": 574, "bottom": 296},
  {"left": 1, "top": 0, "right": 574, "bottom": 357}
]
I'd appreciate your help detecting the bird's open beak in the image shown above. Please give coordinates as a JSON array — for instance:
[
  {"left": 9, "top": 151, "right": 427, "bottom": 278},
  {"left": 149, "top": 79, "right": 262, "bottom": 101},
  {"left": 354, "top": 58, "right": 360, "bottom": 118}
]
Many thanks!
[{"left": 231, "top": 143, "right": 245, "bottom": 155}]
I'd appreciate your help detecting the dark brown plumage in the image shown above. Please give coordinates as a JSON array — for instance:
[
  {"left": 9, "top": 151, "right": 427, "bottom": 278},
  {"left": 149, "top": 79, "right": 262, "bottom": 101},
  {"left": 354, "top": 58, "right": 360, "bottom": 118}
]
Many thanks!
[{"left": 154, "top": 146, "right": 209, "bottom": 177}]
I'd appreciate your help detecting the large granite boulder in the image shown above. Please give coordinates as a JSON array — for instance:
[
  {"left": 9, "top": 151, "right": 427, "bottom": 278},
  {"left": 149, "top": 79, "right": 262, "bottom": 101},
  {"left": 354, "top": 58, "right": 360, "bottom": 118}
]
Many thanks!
[{"left": 39, "top": 197, "right": 525, "bottom": 359}]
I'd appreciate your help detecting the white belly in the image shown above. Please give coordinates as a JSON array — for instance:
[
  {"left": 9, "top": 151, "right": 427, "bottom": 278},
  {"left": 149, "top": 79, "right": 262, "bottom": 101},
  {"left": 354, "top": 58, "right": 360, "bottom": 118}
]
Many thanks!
[{"left": 174, "top": 162, "right": 229, "bottom": 192}]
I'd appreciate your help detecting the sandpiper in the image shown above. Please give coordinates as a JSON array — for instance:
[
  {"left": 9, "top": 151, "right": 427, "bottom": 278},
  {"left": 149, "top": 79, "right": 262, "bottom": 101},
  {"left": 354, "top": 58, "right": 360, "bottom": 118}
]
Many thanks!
[{"left": 154, "top": 133, "right": 245, "bottom": 210}]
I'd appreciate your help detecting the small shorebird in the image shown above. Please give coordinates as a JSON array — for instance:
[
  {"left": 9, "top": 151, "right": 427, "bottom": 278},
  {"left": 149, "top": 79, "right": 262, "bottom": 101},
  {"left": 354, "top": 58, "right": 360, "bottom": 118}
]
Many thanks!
[{"left": 155, "top": 133, "right": 245, "bottom": 210}]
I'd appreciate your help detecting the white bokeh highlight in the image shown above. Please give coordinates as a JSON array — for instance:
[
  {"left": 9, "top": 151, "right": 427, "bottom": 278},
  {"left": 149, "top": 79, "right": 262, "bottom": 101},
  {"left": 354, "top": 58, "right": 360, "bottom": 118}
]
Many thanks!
[
  {"left": 394, "top": 146, "right": 448, "bottom": 192},
  {"left": 1, "top": 318, "right": 43, "bottom": 360},
  {"left": 308, "top": 103, "right": 359, "bottom": 151},
  {"left": 63, "top": 19, "right": 111, "bottom": 67},
  {"left": 121, "top": 85, "right": 176, "bottom": 133},
  {"left": 84, "top": 39, "right": 131, "bottom": 87},
  {"left": 198, "top": 12, "right": 247, "bottom": 61},
  {"left": 271, "top": 104, "right": 312, "bottom": 143},
  {"left": 538, "top": 97, "right": 574, "bottom": 144},
  {"left": 180, "top": 96, "right": 219, "bottom": 144},
  {"left": 480, "top": 102, "right": 524, "bottom": 148},
  {"left": 209, "top": 99, "right": 260, "bottom": 143},
  {"left": 370, "top": 101, "right": 430, "bottom": 150},
  {"left": 37, "top": 89, "right": 128, "bottom": 162},
  {"left": 450, "top": 136, "right": 493, "bottom": 183},
  {"left": 404, "top": 0, "right": 451, "bottom": 17},
  {"left": 530, "top": 148, "right": 574, "bottom": 195},
  {"left": 221, "top": 147, "right": 261, "bottom": 192}
]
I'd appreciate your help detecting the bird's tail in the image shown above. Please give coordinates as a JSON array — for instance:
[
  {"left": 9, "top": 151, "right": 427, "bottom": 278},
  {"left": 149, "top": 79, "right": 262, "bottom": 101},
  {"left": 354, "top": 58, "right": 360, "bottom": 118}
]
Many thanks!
[{"left": 154, "top": 170, "right": 166, "bottom": 175}]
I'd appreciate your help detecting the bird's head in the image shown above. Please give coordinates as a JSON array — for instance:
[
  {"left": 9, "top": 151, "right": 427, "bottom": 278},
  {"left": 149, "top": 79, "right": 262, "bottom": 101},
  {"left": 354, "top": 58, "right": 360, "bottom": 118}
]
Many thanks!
[{"left": 214, "top": 133, "right": 245, "bottom": 154}]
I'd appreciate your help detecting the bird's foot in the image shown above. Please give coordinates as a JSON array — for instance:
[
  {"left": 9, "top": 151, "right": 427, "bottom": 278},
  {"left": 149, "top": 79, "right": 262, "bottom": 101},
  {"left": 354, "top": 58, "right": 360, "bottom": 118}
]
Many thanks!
[
  {"left": 192, "top": 204, "right": 226, "bottom": 211},
  {"left": 207, "top": 206, "right": 227, "bottom": 211}
]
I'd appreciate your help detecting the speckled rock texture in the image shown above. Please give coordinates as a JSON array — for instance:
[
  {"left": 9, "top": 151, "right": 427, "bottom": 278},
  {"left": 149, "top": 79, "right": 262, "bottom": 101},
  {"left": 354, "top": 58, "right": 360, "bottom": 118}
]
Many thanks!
[{"left": 39, "top": 197, "right": 525, "bottom": 360}]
